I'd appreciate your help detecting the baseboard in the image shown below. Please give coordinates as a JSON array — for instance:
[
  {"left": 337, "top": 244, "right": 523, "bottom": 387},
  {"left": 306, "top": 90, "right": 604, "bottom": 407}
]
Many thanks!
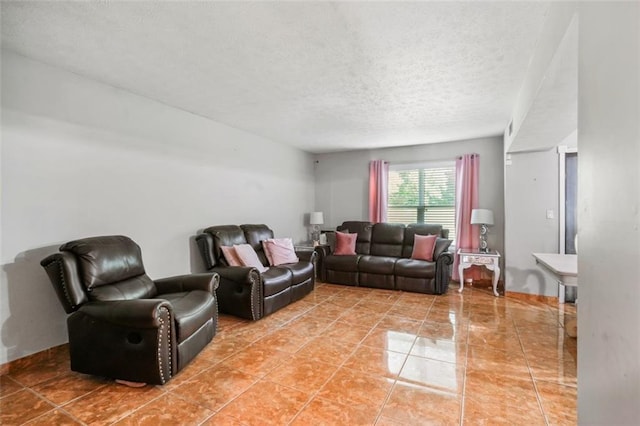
[
  {"left": 505, "top": 291, "right": 558, "bottom": 305},
  {"left": 0, "top": 343, "right": 68, "bottom": 376}
]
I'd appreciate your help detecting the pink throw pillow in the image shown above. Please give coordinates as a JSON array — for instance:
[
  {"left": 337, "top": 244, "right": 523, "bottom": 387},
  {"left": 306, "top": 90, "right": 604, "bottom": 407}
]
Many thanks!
[
  {"left": 334, "top": 231, "right": 357, "bottom": 255},
  {"left": 220, "top": 246, "right": 242, "bottom": 266},
  {"left": 233, "top": 244, "right": 268, "bottom": 273},
  {"left": 262, "top": 241, "right": 275, "bottom": 266},
  {"left": 411, "top": 234, "right": 438, "bottom": 261},
  {"left": 263, "top": 238, "right": 299, "bottom": 266}
]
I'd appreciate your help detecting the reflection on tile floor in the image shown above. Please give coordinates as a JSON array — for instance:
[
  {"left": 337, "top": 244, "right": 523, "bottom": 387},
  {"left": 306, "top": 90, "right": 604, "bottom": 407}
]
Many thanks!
[{"left": 0, "top": 282, "right": 577, "bottom": 425}]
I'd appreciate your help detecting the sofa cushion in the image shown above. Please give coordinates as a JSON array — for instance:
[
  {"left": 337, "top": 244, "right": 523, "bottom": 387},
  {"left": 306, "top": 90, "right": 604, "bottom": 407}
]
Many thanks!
[
  {"left": 334, "top": 231, "right": 357, "bottom": 255},
  {"left": 411, "top": 234, "right": 438, "bottom": 261},
  {"left": 324, "top": 254, "right": 360, "bottom": 272},
  {"left": 241, "top": 224, "right": 274, "bottom": 264},
  {"left": 279, "top": 261, "right": 314, "bottom": 285},
  {"left": 358, "top": 255, "right": 397, "bottom": 275},
  {"left": 395, "top": 258, "right": 437, "bottom": 278},
  {"left": 262, "top": 267, "right": 293, "bottom": 297},
  {"left": 162, "top": 290, "right": 216, "bottom": 344},
  {"left": 370, "top": 223, "right": 405, "bottom": 257},
  {"left": 88, "top": 274, "right": 157, "bottom": 301},
  {"left": 203, "top": 225, "right": 248, "bottom": 266},
  {"left": 205, "top": 225, "right": 247, "bottom": 246}
]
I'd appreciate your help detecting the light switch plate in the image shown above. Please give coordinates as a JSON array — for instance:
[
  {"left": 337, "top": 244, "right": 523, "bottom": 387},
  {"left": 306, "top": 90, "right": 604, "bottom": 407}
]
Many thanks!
[{"left": 546, "top": 209, "right": 554, "bottom": 219}]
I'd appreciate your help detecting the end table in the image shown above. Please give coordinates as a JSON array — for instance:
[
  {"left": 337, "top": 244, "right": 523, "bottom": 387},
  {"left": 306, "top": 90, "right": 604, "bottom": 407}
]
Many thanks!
[{"left": 457, "top": 248, "right": 501, "bottom": 297}]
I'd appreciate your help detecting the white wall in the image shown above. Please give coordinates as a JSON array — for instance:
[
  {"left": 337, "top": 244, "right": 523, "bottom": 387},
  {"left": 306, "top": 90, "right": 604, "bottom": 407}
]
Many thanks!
[
  {"left": 504, "top": 2, "right": 578, "bottom": 152},
  {"left": 504, "top": 149, "right": 560, "bottom": 296},
  {"left": 578, "top": 2, "right": 639, "bottom": 423},
  {"left": 502, "top": 2, "right": 579, "bottom": 298},
  {"left": 314, "top": 136, "right": 505, "bottom": 256},
  {"left": 0, "top": 51, "right": 315, "bottom": 364}
]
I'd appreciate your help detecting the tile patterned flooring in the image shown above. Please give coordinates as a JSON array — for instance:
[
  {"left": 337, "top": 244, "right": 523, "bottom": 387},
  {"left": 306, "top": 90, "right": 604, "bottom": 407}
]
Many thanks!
[{"left": 1, "top": 282, "right": 577, "bottom": 425}]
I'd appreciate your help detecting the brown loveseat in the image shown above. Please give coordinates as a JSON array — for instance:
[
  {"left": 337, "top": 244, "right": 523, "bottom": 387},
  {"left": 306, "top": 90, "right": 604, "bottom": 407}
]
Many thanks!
[
  {"left": 40, "top": 235, "right": 219, "bottom": 385},
  {"left": 195, "top": 224, "right": 316, "bottom": 320},
  {"left": 317, "top": 221, "right": 453, "bottom": 294}
]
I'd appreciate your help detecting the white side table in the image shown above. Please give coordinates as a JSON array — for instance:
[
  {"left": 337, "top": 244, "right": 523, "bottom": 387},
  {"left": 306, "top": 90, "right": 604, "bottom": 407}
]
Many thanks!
[
  {"left": 532, "top": 253, "right": 577, "bottom": 304},
  {"left": 458, "top": 249, "right": 501, "bottom": 296}
]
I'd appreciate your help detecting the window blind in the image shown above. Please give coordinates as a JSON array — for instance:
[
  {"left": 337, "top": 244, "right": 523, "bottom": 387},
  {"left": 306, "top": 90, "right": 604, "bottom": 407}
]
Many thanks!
[{"left": 388, "top": 163, "right": 456, "bottom": 241}]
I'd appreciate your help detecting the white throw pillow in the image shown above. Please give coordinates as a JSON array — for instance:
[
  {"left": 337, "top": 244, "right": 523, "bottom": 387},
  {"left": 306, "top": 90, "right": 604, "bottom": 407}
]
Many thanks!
[
  {"left": 233, "top": 244, "right": 268, "bottom": 273},
  {"left": 262, "top": 238, "right": 299, "bottom": 266}
]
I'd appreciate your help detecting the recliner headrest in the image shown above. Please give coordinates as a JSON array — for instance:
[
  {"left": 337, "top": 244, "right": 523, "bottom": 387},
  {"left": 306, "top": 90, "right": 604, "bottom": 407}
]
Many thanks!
[{"left": 60, "top": 235, "right": 146, "bottom": 289}]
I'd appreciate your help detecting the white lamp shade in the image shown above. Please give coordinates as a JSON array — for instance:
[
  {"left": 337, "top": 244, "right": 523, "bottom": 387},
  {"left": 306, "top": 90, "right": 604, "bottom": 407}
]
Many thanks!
[
  {"left": 310, "top": 211, "right": 324, "bottom": 225},
  {"left": 470, "top": 209, "right": 494, "bottom": 225}
]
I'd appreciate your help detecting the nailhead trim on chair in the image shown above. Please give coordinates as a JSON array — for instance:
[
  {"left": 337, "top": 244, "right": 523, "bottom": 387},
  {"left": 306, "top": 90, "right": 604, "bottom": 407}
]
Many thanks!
[
  {"left": 249, "top": 269, "right": 261, "bottom": 320},
  {"left": 43, "top": 259, "right": 74, "bottom": 310},
  {"left": 157, "top": 306, "right": 171, "bottom": 384}
]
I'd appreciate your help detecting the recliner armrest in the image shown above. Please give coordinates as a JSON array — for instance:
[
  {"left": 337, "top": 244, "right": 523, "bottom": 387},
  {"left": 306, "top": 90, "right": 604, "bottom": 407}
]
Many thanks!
[
  {"left": 214, "top": 266, "right": 261, "bottom": 283},
  {"left": 434, "top": 251, "right": 454, "bottom": 295},
  {"left": 295, "top": 250, "right": 317, "bottom": 263},
  {"left": 314, "top": 244, "right": 332, "bottom": 257},
  {"left": 155, "top": 273, "right": 219, "bottom": 295},
  {"left": 213, "top": 266, "right": 263, "bottom": 320},
  {"left": 435, "top": 251, "right": 454, "bottom": 266},
  {"left": 313, "top": 245, "right": 332, "bottom": 281},
  {"left": 78, "top": 299, "right": 173, "bottom": 329}
]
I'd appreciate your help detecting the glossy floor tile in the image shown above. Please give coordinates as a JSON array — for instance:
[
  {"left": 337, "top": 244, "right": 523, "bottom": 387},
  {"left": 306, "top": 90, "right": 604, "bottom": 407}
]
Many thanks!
[{"left": 0, "top": 282, "right": 577, "bottom": 425}]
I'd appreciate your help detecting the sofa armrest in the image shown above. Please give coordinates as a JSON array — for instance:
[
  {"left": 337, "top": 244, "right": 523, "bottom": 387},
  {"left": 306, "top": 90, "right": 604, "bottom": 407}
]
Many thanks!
[
  {"left": 77, "top": 299, "right": 174, "bottom": 329},
  {"left": 314, "top": 244, "right": 332, "bottom": 257},
  {"left": 213, "top": 266, "right": 263, "bottom": 321},
  {"left": 155, "top": 273, "right": 219, "bottom": 295},
  {"left": 436, "top": 251, "right": 454, "bottom": 265},
  {"left": 435, "top": 252, "right": 454, "bottom": 294},
  {"left": 214, "top": 266, "right": 259, "bottom": 283},
  {"left": 195, "top": 233, "right": 217, "bottom": 270},
  {"left": 313, "top": 245, "right": 332, "bottom": 281},
  {"left": 296, "top": 249, "right": 317, "bottom": 263}
]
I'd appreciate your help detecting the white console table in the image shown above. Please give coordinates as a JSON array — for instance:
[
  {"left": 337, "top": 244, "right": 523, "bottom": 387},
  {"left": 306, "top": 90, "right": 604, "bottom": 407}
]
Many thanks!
[
  {"left": 532, "top": 253, "right": 577, "bottom": 303},
  {"left": 458, "top": 249, "right": 501, "bottom": 297}
]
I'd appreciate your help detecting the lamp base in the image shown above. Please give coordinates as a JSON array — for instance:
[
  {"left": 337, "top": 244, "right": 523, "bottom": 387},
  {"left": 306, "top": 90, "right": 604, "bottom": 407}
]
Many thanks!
[
  {"left": 479, "top": 227, "right": 489, "bottom": 252},
  {"left": 310, "top": 225, "right": 320, "bottom": 244}
]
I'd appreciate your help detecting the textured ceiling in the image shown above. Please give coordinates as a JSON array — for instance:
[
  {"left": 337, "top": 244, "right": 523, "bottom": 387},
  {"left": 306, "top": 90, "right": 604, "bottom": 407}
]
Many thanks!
[{"left": 1, "top": 1, "right": 550, "bottom": 153}]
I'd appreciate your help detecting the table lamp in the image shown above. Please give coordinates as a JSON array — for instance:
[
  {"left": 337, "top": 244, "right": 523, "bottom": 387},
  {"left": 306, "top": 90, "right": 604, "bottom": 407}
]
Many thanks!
[
  {"left": 310, "top": 211, "right": 324, "bottom": 245},
  {"left": 471, "top": 209, "right": 494, "bottom": 252}
]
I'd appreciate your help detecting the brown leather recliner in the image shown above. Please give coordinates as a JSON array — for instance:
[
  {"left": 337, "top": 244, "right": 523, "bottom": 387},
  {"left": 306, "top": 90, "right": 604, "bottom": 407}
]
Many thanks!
[
  {"left": 40, "top": 235, "right": 219, "bottom": 385},
  {"left": 196, "top": 224, "right": 315, "bottom": 320}
]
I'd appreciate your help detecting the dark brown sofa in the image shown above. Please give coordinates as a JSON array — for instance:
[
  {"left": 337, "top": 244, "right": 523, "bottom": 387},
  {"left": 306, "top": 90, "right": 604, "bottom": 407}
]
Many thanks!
[
  {"left": 195, "top": 224, "right": 315, "bottom": 320},
  {"left": 317, "top": 221, "right": 453, "bottom": 294},
  {"left": 40, "top": 235, "right": 219, "bottom": 385}
]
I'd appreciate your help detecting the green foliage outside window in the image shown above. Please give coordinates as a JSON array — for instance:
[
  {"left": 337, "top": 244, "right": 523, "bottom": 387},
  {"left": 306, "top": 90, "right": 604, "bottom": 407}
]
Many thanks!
[
  {"left": 387, "top": 166, "right": 456, "bottom": 240},
  {"left": 388, "top": 168, "right": 455, "bottom": 208}
]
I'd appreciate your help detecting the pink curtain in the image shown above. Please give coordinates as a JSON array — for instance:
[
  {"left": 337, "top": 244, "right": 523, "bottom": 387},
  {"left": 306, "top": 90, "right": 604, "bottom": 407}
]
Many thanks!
[
  {"left": 369, "top": 160, "right": 389, "bottom": 223},
  {"left": 452, "top": 154, "right": 480, "bottom": 281}
]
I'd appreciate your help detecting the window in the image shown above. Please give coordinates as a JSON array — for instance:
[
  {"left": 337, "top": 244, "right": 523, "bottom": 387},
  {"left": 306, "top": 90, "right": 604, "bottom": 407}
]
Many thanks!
[{"left": 387, "top": 162, "right": 456, "bottom": 241}]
